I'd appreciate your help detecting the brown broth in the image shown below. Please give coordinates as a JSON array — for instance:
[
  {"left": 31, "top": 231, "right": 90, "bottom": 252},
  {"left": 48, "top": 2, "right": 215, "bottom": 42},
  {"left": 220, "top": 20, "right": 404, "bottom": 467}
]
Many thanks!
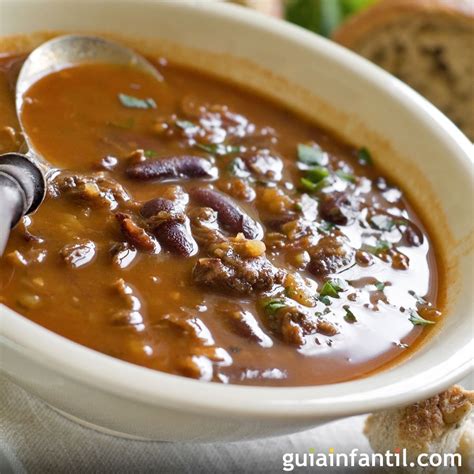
[{"left": 0, "top": 54, "right": 442, "bottom": 386}]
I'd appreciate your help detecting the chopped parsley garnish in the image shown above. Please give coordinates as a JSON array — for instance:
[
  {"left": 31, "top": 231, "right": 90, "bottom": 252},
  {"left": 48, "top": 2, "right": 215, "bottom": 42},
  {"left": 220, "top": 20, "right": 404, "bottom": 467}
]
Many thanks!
[
  {"left": 357, "top": 147, "right": 373, "bottom": 166},
  {"left": 320, "top": 278, "right": 347, "bottom": 298},
  {"left": 118, "top": 93, "right": 156, "bottom": 109},
  {"left": 343, "top": 305, "right": 357, "bottom": 323},
  {"left": 297, "top": 144, "right": 326, "bottom": 166},
  {"left": 300, "top": 177, "right": 318, "bottom": 192},
  {"left": 318, "top": 295, "right": 332, "bottom": 306},
  {"left": 144, "top": 150, "right": 157, "bottom": 158},
  {"left": 228, "top": 157, "right": 250, "bottom": 178},
  {"left": 408, "top": 290, "right": 427, "bottom": 305},
  {"left": 365, "top": 239, "right": 391, "bottom": 254},
  {"left": 408, "top": 310, "right": 435, "bottom": 326},
  {"left": 263, "top": 299, "right": 287, "bottom": 315},
  {"left": 335, "top": 169, "right": 355, "bottom": 183},
  {"left": 375, "top": 281, "right": 386, "bottom": 291},
  {"left": 175, "top": 119, "right": 197, "bottom": 130},
  {"left": 306, "top": 166, "right": 330, "bottom": 183},
  {"left": 369, "top": 214, "right": 396, "bottom": 231},
  {"left": 318, "top": 221, "right": 335, "bottom": 234},
  {"left": 196, "top": 143, "right": 243, "bottom": 156}
]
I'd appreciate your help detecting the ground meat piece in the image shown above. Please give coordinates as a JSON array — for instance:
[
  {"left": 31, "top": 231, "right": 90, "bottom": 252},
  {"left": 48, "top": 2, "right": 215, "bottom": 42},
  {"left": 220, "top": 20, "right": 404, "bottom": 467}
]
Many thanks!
[
  {"left": 60, "top": 240, "right": 96, "bottom": 268},
  {"left": 116, "top": 213, "right": 160, "bottom": 253},
  {"left": 49, "top": 172, "right": 130, "bottom": 210},
  {"left": 193, "top": 241, "right": 284, "bottom": 295},
  {"left": 318, "top": 191, "right": 359, "bottom": 225},
  {"left": 265, "top": 307, "right": 337, "bottom": 346},
  {"left": 307, "top": 235, "right": 355, "bottom": 276},
  {"left": 189, "top": 207, "right": 226, "bottom": 247}
]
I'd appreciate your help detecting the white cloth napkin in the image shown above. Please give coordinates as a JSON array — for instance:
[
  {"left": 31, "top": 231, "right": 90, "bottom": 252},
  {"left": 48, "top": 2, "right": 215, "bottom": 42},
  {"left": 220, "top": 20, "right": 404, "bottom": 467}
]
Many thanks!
[
  {"left": 1, "top": 373, "right": 472, "bottom": 473},
  {"left": 0, "top": 374, "right": 373, "bottom": 473}
]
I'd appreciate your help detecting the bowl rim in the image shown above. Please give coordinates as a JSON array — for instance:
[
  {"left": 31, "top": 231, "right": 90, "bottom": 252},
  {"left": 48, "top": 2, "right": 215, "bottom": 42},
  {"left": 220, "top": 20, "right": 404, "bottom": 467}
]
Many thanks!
[{"left": 0, "top": 0, "right": 473, "bottom": 419}]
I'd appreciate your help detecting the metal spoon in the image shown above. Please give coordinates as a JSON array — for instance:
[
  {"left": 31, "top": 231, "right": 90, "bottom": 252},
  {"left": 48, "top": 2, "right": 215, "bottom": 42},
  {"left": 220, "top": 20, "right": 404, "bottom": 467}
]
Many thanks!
[{"left": 0, "top": 35, "right": 162, "bottom": 255}]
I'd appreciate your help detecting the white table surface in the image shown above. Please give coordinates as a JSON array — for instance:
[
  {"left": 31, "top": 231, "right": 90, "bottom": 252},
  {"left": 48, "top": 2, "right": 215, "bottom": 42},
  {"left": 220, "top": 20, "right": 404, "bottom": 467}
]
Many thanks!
[{"left": 1, "top": 373, "right": 472, "bottom": 473}]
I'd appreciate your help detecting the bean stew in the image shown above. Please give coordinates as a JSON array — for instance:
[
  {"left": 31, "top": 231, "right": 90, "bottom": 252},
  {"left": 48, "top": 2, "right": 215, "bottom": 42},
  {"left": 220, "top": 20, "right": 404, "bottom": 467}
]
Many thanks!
[{"left": 0, "top": 50, "right": 443, "bottom": 386}]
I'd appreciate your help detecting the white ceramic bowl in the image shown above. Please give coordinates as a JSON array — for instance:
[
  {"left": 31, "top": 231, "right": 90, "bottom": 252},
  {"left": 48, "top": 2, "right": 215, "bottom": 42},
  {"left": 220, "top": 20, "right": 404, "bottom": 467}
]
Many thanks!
[{"left": 0, "top": 0, "right": 473, "bottom": 442}]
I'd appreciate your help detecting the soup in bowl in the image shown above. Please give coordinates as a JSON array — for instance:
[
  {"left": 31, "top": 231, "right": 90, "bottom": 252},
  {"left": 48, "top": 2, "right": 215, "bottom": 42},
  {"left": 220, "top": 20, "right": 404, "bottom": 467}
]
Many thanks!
[{"left": 0, "top": 0, "right": 472, "bottom": 441}]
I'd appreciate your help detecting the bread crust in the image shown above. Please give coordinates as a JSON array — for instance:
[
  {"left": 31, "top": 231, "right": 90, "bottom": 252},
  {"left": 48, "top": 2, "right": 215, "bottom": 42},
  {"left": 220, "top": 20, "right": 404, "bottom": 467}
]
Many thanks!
[
  {"left": 364, "top": 386, "right": 474, "bottom": 473},
  {"left": 333, "top": 0, "right": 474, "bottom": 47}
]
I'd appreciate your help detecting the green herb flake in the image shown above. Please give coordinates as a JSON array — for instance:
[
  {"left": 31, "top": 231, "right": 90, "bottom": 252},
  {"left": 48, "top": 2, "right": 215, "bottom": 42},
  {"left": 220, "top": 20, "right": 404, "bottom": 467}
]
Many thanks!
[
  {"left": 320, "top": 278, "right": 347, "bottom": 298},
  {"left": 343, "top": 305, "right": 357, "bottom": 323},
  {"left": 408, "top": 290, "right": 427, "bottom": 306},
  {"left": 264, "top": 299, "right": 287, "bottom": 316},
  {"left": 300, "top": 177, "right": 318, "bottom": 192},
  {"left": 318, "top": 220, "right": 335, "bottom": 234},
  {"left": 357, "top": 147, "right": 373, "bottom": 166},
  {"left": 228, "top": 157, "right": 250, "bottom": 178},
  {"left": 175, "top": 119, "right": 197, "bottom": 130},
  {"left": 365, "top": 239, "right": 391, "bottom": 255},
  {"left": 305, "top": 166, "right": 330, "bottom": 183},
  {"left": 370, "top": 215, "right": 396, "bottom": 231},
  {"left": 196, "top": 143, "right": 243, "bottom": 156},
  {"left": 375, "top": 281, "right": 386, "bottom": 291},
  {"left": 409, "top": 310, "right": 435, "bottom": 326},
  {"left": 118, "top": 93, "right": 157, "bottom": 109},
  {"left": 318, "top": 295, "right": 332, "bottom": 306},
  {"left": 144, "top": 150, "right": 157, "bottom": 158},
  {"left": 297, "top": 144, "right": 326, "bottom": 166},
  {"left": 335, "top": 169, "right": 356, "bottom": 183}
]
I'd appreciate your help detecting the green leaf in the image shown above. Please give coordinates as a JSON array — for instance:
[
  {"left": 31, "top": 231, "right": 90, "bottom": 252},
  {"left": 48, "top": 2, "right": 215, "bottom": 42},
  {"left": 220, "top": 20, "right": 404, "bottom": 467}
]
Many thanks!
[
  {"left": 343, "top": 305, "right": 357, "bottom": 323},
  {"left": 357, "top": 147, "right": 373, "bottom": 166},
  {"left": 228, "top": 157, "right": 250, "bottom": 178},
  {"left": 335, "top": 169, "right": 356, "bottom": 183},
  {"left": 370, "top": 215, "right": 395, "bottom": 231},
  {"left": 320, "top": 278, "right": 346, "bottom": 298},
  {"left": 409, "top": 310, "right": 435, "bottom": 326},
  {"left": 365, "top": 239, "right": 391, "bottom": 254},
  {"left": 375, "top": 281, "right": 385, "bottom": 291},
  {"left": 297, "top": 144, "right": 326, "bottom": 166},
  {"left": 300, "top": 177, "right": 318, "bottom": 192},
  {"left": 196, "top": 143, "right": 242, "bottom": 156},
  {"left": 341, "top": 0, "right": 378, "bottom": 17},
  {"left": 408, "top": 290, "right": 427, "bottom": 306},
  {"left": 306, "top": 166, "right": 330, "bottom": 183},
  {"left": 264, "top": 299, "right": 287, "bottom": 316},
  {"left": 319, "top": 295, "right": 332, "bottom": 306},
  {"left": 318, "top": 221, "right": 335, "bottom": 234},
  {"left": 176, "top": 119, "right": 197, "bottom": 130},
  {"left": 285, "top": 0, "right": 343, "bottom": 38},
  {"left": 144, "top": 150, "right": 157, "bottom": 158},
  {"left": 118, "top": 93, "right": 156, "bottom": 109}
]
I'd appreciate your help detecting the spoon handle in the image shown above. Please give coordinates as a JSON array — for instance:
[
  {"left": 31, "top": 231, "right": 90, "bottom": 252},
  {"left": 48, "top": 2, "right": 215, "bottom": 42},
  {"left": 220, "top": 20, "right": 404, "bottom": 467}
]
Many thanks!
[
  {"left": 0, "top": 172, "right": 26, "bottom": 255},
  {"left": 0, "top": 153, "right": 46, "bottom": 256}
]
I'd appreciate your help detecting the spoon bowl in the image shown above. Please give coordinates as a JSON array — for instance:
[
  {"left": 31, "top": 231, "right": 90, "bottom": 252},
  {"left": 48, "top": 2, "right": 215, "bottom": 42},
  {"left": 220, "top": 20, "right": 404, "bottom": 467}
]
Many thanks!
[{"left": 0, "top": 35, "right": 164, "bottom": 256}]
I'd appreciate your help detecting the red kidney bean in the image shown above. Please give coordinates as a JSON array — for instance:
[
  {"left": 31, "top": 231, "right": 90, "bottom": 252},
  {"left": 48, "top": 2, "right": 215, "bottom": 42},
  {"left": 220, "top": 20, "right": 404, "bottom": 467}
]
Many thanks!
[
  {"left": 126, "top": 156, "right": 217, "bottom": 181},
  {"left": 140, "top": 198, "right": 197, "bottom": 257},
  {"left": 190, "top": 188, "right": 263, "bottom": 239}
]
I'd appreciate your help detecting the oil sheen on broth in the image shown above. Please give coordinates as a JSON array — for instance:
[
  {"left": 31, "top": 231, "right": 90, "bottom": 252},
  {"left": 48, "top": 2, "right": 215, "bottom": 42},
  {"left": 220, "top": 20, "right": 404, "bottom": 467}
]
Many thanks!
[{"left": 0, "top": 52, "right": 442, "bottom": 386}]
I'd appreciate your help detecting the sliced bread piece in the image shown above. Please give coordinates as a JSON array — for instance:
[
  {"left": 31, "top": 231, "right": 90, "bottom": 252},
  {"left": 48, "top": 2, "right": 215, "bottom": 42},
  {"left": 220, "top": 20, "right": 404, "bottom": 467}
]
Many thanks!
[
  {"left": 364, "top": 385, "right": 474, "bottom": 473},
  {"left": 333, "top": 0, "right": 474, "bottom": 140}
]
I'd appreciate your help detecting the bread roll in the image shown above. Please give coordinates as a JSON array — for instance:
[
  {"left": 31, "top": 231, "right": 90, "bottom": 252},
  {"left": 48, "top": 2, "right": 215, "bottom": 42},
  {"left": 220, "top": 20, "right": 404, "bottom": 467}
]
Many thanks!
[
  {"left": 364, "top": 385, "right": 474, "bottom": 473},
  {"left": 333, "top": 0, "right": 474, "bottom": 140}
]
